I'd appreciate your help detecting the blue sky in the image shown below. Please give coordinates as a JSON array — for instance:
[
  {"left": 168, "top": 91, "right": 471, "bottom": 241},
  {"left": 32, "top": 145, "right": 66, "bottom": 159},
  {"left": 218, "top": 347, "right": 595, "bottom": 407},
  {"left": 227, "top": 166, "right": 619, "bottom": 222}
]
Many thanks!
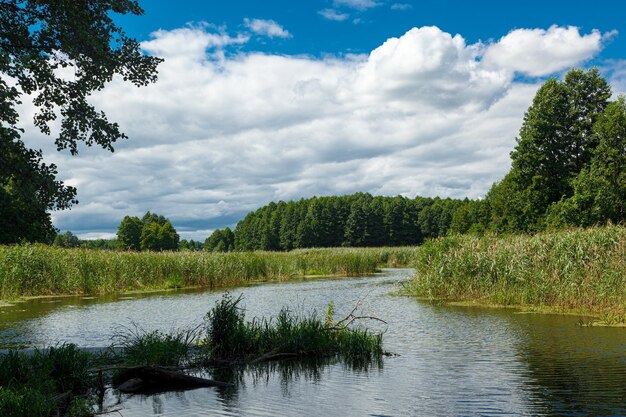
[
  {"left": 20, "top": 0, "right": 626, "bottom": 239},
  {"left": 117, "top": 0, "right": 625, "bottom": 61}
]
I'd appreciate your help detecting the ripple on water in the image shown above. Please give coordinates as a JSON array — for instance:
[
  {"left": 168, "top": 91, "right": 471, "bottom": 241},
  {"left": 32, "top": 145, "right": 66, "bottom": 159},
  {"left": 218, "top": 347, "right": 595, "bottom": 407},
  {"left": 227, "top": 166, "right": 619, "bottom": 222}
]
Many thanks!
[{"left": 2, "top": 269, "right": 626, "bottom": 416}]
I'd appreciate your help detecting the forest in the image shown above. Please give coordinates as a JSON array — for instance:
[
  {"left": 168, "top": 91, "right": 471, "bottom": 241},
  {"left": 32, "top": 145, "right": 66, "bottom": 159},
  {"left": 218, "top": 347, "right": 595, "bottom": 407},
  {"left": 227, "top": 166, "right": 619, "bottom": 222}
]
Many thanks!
[{"left": 206, "top": 68, "right": 625, "bottom": 252}]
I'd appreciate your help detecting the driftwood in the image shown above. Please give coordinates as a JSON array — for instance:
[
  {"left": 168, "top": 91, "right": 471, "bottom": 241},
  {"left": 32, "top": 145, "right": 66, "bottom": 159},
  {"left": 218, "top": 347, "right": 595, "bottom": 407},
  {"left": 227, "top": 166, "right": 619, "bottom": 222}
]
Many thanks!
[{"left": 109, "top": 366, "right": 234, "bottom": 394}]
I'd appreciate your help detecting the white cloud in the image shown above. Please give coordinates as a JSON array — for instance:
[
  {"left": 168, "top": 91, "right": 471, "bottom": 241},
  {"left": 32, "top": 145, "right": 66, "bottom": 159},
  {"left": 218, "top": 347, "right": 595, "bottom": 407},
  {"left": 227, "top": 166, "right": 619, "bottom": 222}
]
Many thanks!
[
  {"left": 483, "top": 25, "right": 606, "bottom": 76},
  {"left": 18, "top": 24, "right": 612, "bottom": 238},
  {"left": 390, "top": 3, "right": 412, "bottom": 10},
  {"left": 243, "top": 18, "right": 291, "bottom": 39},
  {"left": 319, "top": 9, "right": 350, "bottom": 21},
  {"left": 333, "top": 0, "right": 381, "bottom": 10},
  {"left": 141, "top": 25, "right": 249, "bottom": 58},
  {"left": 604, "top": 59, "right": 626, "bottom": 96}
]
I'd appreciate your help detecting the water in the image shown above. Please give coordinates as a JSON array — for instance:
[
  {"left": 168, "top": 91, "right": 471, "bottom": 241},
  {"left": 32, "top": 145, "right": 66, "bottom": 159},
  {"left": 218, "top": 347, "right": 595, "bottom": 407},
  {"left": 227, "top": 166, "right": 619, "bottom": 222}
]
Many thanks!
[{"left": 1, "top": 269, "right": 625, "bottom": 416}]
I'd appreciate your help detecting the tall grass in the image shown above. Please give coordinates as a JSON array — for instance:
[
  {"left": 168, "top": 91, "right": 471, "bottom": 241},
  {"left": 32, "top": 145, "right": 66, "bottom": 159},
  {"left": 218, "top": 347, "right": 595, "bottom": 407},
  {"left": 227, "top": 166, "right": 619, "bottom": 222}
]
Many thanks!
[
  {"left": 408, "top": 225, "right": 626, "bottom": 316},
  {"left": 204, "top": 293, "right": 383, "bottom": 362},
  {"left": 0, "top": 245, "right": 417, "bottom": 299},
  {"left": 0, "top": 344, "right": 95, "bottom": 417}
]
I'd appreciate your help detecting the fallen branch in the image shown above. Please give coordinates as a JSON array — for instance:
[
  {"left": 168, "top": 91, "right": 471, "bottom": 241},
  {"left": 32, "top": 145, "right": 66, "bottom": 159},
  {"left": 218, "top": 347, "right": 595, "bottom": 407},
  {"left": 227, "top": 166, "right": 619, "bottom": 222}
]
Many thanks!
[{"left": 114, "top": 366, "right": 234, "bottom": 393}]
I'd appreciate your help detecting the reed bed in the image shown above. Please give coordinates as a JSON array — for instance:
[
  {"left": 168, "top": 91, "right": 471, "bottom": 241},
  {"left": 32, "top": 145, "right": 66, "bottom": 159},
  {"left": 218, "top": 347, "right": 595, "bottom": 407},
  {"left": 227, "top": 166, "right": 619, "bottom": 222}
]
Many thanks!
[
  {"left": 0, "top": 245, "right": 418, "bottom": 299},
  {"left": 408, "top": 225, "right": 626, "bottom": 317}
]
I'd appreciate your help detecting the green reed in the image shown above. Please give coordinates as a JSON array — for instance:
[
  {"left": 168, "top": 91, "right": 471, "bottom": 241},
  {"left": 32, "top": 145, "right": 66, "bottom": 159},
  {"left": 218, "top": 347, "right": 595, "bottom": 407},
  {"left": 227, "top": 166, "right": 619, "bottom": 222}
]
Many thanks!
[
  {"left": 408, "top": 225, "right": 626, "bottom": 317},
  {"left": 0, "top": 245, "right": 418, "bottom": 299},
  {"left": 204, "top": 293, "right": 383, "bottom": 362}
]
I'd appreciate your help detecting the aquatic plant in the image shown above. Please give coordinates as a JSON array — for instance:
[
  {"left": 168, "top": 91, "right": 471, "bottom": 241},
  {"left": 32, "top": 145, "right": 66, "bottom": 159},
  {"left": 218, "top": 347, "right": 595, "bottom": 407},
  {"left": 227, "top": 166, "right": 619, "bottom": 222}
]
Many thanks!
[
  {"left": 408, "top": 224, "right": 626, "bottom": 318},
  {"left": 204, "top": 293, "right": 384, "bottom": 362},
  {"left": 0, "top": 245, "right": 417, "bottom": 299},
  {"left": 0, "top": 344, "right": 95, "bottom": 417},
  {"left": 111, "top": 324, "right": 201, "bottom": 367}
]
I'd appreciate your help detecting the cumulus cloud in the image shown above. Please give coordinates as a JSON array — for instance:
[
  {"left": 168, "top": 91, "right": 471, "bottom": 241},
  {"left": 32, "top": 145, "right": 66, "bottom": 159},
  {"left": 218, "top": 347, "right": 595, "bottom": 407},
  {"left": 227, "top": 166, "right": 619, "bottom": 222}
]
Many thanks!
[
  {"left": 141, "top": 24, "right": 249, "bottom": 58},
  {"left": 243, "top": 18, "right": 291, "bottom": 39},
  {"left": 482, "top": 25, "right": 607, "bottom": 76},
  {"left": 19, "top": 24, "right": 612, "bottom": 239},
  {"left": 319, "top": 9, "right": 350, "bottom": 21}
]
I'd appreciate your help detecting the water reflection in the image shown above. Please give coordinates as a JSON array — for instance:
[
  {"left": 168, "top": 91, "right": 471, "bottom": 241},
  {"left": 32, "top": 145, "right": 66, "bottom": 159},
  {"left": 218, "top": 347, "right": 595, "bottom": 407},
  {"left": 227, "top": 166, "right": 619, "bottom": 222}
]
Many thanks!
[
  {"left": 2, "top": 269, "right": 625, "bottom": 416},
  {"left": 104, "top": 355, "right": 384, "bottom": 416},
  {"left": 511, "top": 314, "right": 626, "bottom": 416}
]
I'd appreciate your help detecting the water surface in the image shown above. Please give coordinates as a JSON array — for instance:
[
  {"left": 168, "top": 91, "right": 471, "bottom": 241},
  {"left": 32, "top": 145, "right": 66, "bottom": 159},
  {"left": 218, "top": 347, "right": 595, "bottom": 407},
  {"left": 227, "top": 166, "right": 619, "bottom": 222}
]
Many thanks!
[{"left": 1, "top": 269, "right": 624, "bottom": 416}]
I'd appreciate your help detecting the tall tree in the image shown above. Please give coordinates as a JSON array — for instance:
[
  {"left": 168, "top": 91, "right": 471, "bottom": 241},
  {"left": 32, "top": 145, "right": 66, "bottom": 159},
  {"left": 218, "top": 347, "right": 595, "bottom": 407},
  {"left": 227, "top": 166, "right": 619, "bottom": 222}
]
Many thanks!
[
  {"left": 563, "top": 68, "right": 612, "bottom": 172},
  {"left": 1, "top": 0, "right": 161, "bottom": 242},
  {"left": 117, "top": 215, "right": 142, "bottom": 250},
  {"left": 548, "top": 97, "right": 626, "bottom": 226},
  {"left": 489, "top": 68, "right": 612, "bottom": 232}
]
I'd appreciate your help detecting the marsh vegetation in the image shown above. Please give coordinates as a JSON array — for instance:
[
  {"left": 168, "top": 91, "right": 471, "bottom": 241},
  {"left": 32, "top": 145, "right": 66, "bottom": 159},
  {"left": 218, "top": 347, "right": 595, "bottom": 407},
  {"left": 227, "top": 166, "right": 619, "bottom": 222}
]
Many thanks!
[{"left": 0, "top": 293, "right": 384, "bottom": 416}]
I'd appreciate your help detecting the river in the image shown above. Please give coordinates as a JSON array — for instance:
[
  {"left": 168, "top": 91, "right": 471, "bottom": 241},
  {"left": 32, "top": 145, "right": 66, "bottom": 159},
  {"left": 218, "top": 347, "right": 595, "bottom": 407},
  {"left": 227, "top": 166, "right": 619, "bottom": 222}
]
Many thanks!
[{"left": 0, "top": 269, "right": 624, "bottom": 416}]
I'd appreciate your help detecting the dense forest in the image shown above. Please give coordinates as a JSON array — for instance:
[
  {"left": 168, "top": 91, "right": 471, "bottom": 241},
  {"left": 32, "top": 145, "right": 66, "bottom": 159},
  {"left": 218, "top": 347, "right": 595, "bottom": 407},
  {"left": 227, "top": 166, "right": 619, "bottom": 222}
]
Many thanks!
[
  {"left": 224, "top": 194, "right": 488, "bottom": 251},
  {"left": 208, "top": 68, "right": 625, "bottom": 251}
]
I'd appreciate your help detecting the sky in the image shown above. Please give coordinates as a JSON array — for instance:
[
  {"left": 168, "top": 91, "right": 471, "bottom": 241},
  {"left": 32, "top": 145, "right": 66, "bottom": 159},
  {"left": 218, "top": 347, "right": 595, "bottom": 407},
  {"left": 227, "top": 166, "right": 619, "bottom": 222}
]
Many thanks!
[{"left": 19, "top": 0, "right": 626, "bottom": 240}]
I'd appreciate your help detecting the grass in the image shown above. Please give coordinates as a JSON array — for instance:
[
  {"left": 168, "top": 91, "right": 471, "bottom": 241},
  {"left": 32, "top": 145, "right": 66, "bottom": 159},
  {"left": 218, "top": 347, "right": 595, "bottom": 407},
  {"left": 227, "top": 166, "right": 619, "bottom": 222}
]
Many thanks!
[
  {"left": 0, "top": 245, "right": 417, "bottom": 299},
  {"left": 408, "top": 224, "right": 626, "bottom": 321},
  {"left": 0, "top": 344, "right": 95, "bottom": 417},
  {"left": 110, "top": 324, "right": 201, "bottom": 367},
  {"left": 204, "top": 293, "right": 383, "bottom": 363}
]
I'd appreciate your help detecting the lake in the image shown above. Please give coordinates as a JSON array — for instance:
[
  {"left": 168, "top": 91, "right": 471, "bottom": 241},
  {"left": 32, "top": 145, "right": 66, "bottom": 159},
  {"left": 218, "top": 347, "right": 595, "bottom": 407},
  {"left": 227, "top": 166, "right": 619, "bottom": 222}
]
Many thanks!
[{"left": 1, "top": 269, "right": 624, "bottom": 416}]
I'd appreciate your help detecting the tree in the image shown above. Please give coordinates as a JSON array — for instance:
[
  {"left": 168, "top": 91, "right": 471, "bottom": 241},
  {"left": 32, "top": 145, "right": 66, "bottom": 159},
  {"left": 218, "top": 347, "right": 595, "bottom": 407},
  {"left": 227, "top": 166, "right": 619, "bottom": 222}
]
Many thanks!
[
  {"left": 0, "top": 132, "right": 76, "bottom": 243},
  {"left": 205, "top": 228, "right": 235, "bottom": 252},
  {"left": 563, "top": 68, "right": 612, "bottom": 172},
  {"left": 180, "top": 239, "right": 203, "bottom": 251},
  {"left": 344, "top": 203, "right": 372, "bottom": 247},
  {"left": 117, "top": 215, "right": 143, "bottom": 250},
  {"left": 547, "top": 97, "right": 626, "bottom": 226},
  {"left": 488, "top": 68, "right": 612, "bottom": 232},
  {"left": 53, "top": 230, "right": 79, "bottom": 247},
  {"left": 117, "top": 212, "right": 179, "bottom": 251},
  {"left": 157, "top": 220, "right": 179, "bottom": 251},
  {"left": 140, "top": 222, "right": 162, "bottom": 251},
  {"left": 1, "top": 1, "right": 161, "bottom": 242}
]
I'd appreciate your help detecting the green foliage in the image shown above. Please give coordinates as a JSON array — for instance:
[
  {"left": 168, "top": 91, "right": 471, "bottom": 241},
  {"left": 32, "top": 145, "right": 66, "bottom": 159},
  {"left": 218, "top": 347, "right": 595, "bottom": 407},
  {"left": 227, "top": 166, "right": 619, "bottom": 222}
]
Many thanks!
[
  {"left": 0, "top": 131, "right": 77, "bottom": 244},
  {"left": 408, "top": 225, "right": 626, "bottom": 317},
  {"left": 0, "top": 344, "right": 94, "bottom": 417},
  {"left": 117, "top": 212, "right": 179, "bottom": 251},
  {"left": 547, "top": 97, "right": 626, "bottom": 227},
  {"left": 180, "top": 239, "right": 204, "bottom": 251},
  {"left": 112, "top": 325, "right": 198, "bottom": 366},
  {"left": 78, "top": 238, "right": 118, "bottom": 250},
  {"left": 0, "top": 1, "right": 161, "bottom": 244},
  {"left": 489, "top": 68, "right": 612, "bottom": 232},
  {"left": 117, "top": 216, "right": 143, "bottom": 250},
  {"left": 205, "top": 227, "right": 235, "bottom": 252},
  {"left": 204, "top": 294, "right": 383, "bottom": 361},
  {"left": 53, "top": 231, "right": 80, "bottom": 248},
  {"left": 0, "top": 387, "right": 53, "bottom": 417},
  {"left": 0, "top": 245, "right": 415, "bottom": 298},
  {"left": 233, "top": 193, "right": 470, "bottom": 251}
]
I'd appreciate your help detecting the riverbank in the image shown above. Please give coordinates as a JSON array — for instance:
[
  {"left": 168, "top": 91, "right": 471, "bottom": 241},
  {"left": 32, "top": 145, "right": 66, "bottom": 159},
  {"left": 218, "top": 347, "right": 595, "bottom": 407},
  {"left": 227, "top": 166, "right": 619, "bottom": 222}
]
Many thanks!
[
  {"left": 407, "top": 225, "right": 626, "bottom": 324},
  {"left": 0, "top": 245, "right": 417, "bottom": 299}
]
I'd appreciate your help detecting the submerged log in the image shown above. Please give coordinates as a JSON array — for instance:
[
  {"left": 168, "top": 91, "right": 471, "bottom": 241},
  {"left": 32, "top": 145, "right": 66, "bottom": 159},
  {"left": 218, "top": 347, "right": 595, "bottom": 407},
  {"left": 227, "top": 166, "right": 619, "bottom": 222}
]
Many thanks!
[{"left": 115, "top": 366, "right": 234, "bottom": 393}]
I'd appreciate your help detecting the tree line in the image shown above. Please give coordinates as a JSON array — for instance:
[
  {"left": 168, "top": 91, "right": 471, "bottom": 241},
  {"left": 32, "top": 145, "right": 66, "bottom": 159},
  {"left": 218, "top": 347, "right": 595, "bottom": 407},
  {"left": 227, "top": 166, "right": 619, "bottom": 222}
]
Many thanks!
[
  {"left": 15, "top": 68, "right": 626, "bottom": 252},
  {"left": 222, "top": 194, "right": 489, "bottom": 251},
  {"left": 209, "top": 68, "right": 625, "bottom": 251}
]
